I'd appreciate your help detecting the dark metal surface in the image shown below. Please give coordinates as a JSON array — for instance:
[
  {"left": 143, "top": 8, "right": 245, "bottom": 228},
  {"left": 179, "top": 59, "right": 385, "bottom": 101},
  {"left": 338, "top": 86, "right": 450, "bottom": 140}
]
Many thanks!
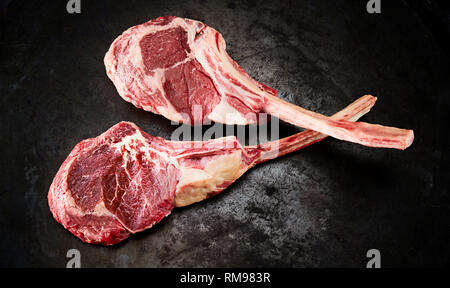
[{"left": 1, "top": 0, "right": 449, "bottom": 267}]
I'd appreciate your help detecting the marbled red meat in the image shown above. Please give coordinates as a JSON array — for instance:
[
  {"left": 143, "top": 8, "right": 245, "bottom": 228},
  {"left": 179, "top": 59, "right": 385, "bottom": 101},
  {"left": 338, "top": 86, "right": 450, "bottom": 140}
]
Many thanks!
[
  {"left": 105, "top": 16, "right": 414, "bottom": 149},
  {"left": 48, "top": 95, "right": 376, "bottom": 245}
]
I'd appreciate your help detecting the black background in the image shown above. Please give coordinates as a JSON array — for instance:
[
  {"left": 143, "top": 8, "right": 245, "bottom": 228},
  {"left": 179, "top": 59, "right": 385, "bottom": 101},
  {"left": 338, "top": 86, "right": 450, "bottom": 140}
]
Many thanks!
[{"left": 1, "top": 0, "right": 449, "bottom": 267}]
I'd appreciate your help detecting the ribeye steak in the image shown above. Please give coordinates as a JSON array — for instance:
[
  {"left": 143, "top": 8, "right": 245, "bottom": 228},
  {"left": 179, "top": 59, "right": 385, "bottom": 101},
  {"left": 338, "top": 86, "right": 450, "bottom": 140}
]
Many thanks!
[
  {"left": 105, "top": 16, "right": 413, "bottom": 149},
  {"left": 48, "top": 95, "right": 376, "bottom": 245}
]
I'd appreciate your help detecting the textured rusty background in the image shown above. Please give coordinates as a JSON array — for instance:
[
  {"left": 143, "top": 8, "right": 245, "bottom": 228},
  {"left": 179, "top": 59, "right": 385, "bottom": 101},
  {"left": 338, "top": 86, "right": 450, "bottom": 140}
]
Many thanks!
[{"left": 1, "top": 0, "right": 449, "bottom": 267}]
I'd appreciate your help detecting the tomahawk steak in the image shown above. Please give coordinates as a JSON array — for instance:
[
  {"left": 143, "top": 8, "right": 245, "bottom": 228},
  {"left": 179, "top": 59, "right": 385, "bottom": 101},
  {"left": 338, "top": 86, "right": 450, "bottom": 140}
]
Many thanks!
[
  {"left": 48, "top": 95, "right": 375, "bottom": 245},
  {"left": 104, "top": 16, "right": 414, "bottom": 150}
]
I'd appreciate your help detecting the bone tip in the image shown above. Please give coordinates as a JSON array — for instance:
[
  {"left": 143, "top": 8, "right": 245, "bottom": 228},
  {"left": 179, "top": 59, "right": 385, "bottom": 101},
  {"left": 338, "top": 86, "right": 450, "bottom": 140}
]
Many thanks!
[
  {"left": 406, "top": 129, "right": 415, "bottom": 147},
  {"left": 364, "top": 94, "right": 377, "bottom": 101},
  {"left": 403, "top": 129, "right": 415, "bottom": 150}
]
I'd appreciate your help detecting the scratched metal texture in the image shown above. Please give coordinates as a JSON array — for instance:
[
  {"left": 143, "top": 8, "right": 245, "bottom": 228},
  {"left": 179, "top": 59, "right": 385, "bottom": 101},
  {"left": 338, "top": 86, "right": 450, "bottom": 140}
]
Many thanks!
[{"left": 0, "top": 0, "right": 449, "bottom": 267}]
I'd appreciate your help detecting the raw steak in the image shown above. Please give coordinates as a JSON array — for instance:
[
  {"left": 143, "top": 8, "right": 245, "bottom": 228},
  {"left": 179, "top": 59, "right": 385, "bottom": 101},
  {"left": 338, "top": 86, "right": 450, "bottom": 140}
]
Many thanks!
[
  {"left": 104, "top": 16, "right": 414, "bottom": 150},
  {"left": 48, "top": 95, "right": 376, "bottom": 245}
]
